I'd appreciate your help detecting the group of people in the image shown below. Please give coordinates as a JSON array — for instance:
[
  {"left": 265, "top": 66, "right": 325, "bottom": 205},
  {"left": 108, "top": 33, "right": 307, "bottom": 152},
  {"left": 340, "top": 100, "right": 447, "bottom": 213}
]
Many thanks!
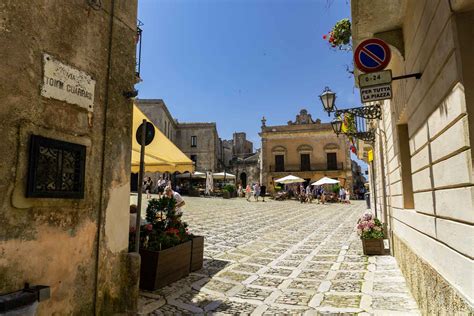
[
  {"left": 236, "top": 183, "right": 267, "bottom": 202},
  {"left": 282, "top": 184, "right": 351, "bottom": 204},
  {"left": 143, "top": 176, "right": 172, "bottom": 199}
]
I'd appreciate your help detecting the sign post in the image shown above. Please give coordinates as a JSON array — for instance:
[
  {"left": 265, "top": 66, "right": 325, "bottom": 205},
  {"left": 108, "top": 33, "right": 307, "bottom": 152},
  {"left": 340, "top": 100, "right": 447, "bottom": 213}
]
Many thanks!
[{"left": 355, "top": 39, "right": 393, "bottom": 103}]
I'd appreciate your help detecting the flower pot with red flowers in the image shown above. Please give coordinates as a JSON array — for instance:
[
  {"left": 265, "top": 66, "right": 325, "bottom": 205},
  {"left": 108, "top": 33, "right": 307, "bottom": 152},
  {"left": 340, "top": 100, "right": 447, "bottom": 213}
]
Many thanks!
[
  {"left": 356, "top": 212, "right": 385, "bottom": 255},
  {"left": 138, "top": 197, "right": 198, "bottom": 290}
]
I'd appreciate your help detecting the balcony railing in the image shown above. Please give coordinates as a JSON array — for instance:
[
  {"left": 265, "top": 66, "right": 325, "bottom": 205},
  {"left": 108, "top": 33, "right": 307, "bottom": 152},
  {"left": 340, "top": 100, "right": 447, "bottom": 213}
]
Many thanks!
[{"left": 269, "top": 162, "right": 344, "bottom": 173}]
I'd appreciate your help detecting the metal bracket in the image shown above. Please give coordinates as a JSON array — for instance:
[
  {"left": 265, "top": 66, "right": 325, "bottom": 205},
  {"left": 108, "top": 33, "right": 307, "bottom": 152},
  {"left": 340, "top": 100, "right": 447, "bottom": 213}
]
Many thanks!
[
  {"left": 342, "top": 131, "right": 376, "bottom": 143},
  {"left": 392, "top": 73, "right": 422, "bottom": 81},
  {"left": 334, "top": 104, "right": 382, "bottom": 120}
]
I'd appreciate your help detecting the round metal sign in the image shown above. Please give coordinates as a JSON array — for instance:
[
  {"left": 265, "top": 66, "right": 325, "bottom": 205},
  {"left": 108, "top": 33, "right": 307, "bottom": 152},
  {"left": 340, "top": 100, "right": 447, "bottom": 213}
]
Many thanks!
[
  {"left": 354, "top": 38, "right": 391, "bottom": 73},
  {"left": 136, "top": 122, "right": 155, "bottom": 146}
]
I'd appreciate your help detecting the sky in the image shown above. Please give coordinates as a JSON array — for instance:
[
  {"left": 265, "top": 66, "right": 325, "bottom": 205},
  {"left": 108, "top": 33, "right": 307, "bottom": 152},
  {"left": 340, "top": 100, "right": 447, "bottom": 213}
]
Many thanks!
[{"left": 136, "top": 0, "right": 365, "bottom": 172}]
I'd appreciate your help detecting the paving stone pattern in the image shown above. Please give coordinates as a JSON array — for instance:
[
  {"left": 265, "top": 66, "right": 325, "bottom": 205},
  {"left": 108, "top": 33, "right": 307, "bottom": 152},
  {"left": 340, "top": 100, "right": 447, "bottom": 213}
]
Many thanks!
[{"left": 137, "top": 197, "right": 420, "bottom": 315}]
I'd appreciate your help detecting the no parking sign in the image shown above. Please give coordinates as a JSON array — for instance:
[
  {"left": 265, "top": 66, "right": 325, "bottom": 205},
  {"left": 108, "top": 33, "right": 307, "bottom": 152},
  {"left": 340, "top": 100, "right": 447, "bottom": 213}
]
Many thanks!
[{"left": 354, "top": 38, "right": 391, "bottom": 73}]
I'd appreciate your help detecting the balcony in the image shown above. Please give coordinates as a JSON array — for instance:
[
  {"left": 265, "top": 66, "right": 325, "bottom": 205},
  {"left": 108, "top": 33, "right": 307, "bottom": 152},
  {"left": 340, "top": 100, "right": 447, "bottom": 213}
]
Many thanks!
[{"left": 269, "top": 162, "right": 344, "bottom": 173}]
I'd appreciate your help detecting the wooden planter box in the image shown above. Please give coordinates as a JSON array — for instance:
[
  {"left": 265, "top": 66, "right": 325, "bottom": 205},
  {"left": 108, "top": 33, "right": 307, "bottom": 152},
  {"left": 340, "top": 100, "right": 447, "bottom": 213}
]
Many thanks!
[
  {"left": 362, "top": 238, "right": 384, "bottom": 255},
  {"left": 139, "top": 241, "right": 191, "bottom": 291},
  {"left": 222, "top": 191, "right": 231, "bottom": 199},
  {"left": 190, "top": 236, "right": 204, "bottom": 272}
]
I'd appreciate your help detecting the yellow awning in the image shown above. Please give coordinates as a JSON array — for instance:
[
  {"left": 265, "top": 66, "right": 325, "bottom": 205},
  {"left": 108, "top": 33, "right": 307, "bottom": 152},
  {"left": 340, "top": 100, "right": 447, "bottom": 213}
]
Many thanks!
[{"left": 131, "top": 105, "right": 194, "bottom": 173}]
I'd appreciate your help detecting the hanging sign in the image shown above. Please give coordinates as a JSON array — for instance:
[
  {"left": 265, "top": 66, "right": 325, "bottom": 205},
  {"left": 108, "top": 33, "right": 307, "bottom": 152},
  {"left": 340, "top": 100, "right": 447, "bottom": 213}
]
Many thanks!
[
  {"left": 359, "top": 70, "right": 392, "bottom": 88},
  {"left": 360, "top": 83, "right": 392, "bottom": 103},
  {"left": 354, "top": 38, "right": 391, "bottom": 73}
]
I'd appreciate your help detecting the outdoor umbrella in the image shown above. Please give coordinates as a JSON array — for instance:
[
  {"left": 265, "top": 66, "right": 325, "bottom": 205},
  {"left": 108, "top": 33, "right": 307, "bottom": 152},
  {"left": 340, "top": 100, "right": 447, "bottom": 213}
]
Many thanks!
[
  {"left": 176, "top": 171, "right": 206, "bottom": 179},
  {"left": 311, "top": 177, "right": 340, "bottom": 186},
  {"left": 212, "top": 172, "right": 236, "bottom": 179},
  {"left": 275, "top": 175, "right": 305, "bottom": 184}
]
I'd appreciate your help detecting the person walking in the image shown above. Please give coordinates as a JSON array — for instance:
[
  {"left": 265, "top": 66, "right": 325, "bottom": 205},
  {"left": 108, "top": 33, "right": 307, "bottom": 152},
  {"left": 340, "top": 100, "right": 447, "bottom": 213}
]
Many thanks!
[
  {"left": 144, "top": 176, "right": 153, "bottom": 199},
  {"left": 339, "top": 187, "right": 345, "bottom": 203},
  {"left": 237, "top": 184, "right": 243, "bottom": 198},
  {"left": 253, "top": 182, "right": 261, "bottom": 202},
  {"left": 245, "top": 184, "right": 252, "bottom": 202},
  {"left": 306, "top": 185, "right": 312, "bottom": 203},
  {"left": 260, "top": 184, "right": 266, "bottom": 202}
]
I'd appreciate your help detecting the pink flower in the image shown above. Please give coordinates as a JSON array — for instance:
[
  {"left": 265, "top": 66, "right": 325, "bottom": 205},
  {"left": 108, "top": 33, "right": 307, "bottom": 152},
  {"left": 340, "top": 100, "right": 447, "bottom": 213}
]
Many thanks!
[
  {"left": 145, "top": 224, "right": 153, "bottom": 231},
  {"left": 323, "top": 35, "right": 327, "bottom": 40},
  {"left": 368, "top": 220, "right": 375, "bottom": 228}
]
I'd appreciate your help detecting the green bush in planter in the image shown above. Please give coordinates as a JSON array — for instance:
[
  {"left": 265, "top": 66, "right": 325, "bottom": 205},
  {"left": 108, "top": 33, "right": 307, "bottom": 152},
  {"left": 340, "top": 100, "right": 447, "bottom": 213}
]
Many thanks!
[
  {"left": 222, "top": 184, "right": 236, "bottom": 193},
  {"left": 140, "top": 197, "right": 193, "bottom": 252}
]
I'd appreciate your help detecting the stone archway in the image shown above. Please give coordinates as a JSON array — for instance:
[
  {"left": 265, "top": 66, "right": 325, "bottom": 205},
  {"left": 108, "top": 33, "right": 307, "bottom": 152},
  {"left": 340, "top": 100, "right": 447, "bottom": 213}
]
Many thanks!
[{"left": 240, "top": 172, "right": 247, "bottom": 187}]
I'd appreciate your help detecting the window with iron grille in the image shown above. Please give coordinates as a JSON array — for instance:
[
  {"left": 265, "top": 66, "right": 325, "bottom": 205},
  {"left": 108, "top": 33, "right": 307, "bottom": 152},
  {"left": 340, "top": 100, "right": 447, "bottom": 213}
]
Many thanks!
[{"left": 27, "top": 135, "right": 86, "bottom": 199}]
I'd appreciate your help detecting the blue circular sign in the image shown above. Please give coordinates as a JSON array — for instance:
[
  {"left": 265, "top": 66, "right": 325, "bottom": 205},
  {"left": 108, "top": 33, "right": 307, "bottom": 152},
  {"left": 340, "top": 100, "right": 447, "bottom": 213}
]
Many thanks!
[{"left": 354, "top": 38, "right": 391, "bottom": 73}]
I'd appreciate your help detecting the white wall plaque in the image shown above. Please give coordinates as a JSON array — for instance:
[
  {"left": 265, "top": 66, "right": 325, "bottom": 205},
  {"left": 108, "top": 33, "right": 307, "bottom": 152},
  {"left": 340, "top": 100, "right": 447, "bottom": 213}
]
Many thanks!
[{"left": 41, "top": 54, "right": 95, "bottom": 112}]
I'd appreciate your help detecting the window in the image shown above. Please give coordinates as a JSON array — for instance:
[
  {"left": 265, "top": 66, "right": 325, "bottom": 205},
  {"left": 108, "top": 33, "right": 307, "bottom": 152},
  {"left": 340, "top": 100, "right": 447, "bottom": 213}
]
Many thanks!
[
  {"left": 300, "top": 154, "right": 310, "bottom": 171},
  {"left": 327, "top": 153, "right": 337, "bottom": 170},
  {"left": 191, "top": 136, "right": 197, "bottom": 147},
  {"left": 190, "top": 154, "right": 197, "bottom": 166},
  {"left": 275, "top": 155, "right": 285, "bottom": 172},
  {"left": 397, "top": 124, "right": 414, "bottom": 208}
]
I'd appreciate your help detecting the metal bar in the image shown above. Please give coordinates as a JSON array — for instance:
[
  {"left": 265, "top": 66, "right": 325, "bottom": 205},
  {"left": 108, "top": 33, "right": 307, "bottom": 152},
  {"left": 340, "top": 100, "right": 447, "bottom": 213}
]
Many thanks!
[
  {"left": 392, "top": 73, "right": 422, "bottom": 81},
  {"left": 134, "top": 119, "right": 147, "bottom": 252}
]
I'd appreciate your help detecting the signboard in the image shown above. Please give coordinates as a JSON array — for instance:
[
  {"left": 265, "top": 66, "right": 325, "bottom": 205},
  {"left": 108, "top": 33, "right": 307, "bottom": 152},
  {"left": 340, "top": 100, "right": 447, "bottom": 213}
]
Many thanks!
[
  {"left": 41, "top": 54, "right": 96, "bottom": 112},
  {"left": 360, "top": 83, "right": 392, "bottom": 103},
  {"left": 358, "top": 70, "right": 392, "bottom": 88},
  {"left": 368, "top": 149, "right": 373, "bottom": 162},
  {"left": 354, "top": 38, "right": 391, "bottom": 73}
]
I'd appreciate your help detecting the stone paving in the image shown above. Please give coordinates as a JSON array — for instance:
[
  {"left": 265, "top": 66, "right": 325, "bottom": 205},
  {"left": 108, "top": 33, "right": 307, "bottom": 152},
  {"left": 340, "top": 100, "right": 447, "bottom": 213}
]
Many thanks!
[{"left": 137, "top": 196, "right": 420, "bottom": 315}]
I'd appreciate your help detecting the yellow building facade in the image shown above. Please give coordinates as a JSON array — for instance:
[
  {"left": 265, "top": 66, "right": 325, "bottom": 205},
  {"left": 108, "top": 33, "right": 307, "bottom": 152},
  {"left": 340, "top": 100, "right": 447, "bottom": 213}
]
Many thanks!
[{"left": 260, "top": 110, "right": 352, "bottom": 192}]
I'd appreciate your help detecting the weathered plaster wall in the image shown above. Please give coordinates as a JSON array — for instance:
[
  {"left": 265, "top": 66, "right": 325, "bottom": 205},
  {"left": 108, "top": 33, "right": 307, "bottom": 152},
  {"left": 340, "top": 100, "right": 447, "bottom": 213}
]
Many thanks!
[{"left": 0, "top": 0, "right": 138, "bottom": 314}]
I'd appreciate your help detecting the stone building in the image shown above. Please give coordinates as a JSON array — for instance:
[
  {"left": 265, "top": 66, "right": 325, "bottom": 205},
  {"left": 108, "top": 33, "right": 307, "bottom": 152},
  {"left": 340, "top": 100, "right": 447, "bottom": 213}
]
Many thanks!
[
  {"left": 260, "top": 110, "right": 352, "bottom": 193},
  {"left": 352, "top": 0, "right": 474, "bottom": 313},
  {"left": 1, "top": 1, "right": 139, "bottom": 314},
  {"left": 136, "top": 99, "right": 221, "bottom": 172},
  {"left": 231, "top": 149, "right": 261, "bottom": 187}
]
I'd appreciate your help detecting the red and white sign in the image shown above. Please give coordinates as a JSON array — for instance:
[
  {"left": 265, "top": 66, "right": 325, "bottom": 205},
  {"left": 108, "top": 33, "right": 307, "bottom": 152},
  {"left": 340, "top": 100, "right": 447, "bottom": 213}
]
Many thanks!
[{"left": 354, "top": 38, "right": 391, "bottom": 73}]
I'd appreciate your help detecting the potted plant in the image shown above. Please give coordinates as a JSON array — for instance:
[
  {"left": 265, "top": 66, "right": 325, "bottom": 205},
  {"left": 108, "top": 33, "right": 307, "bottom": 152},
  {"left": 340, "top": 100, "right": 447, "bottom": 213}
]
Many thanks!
[
  {"left": 356, "top": 212, "right": 385, "bottom": 255},
  {"left": 139, "top": 197, "right": 195, "bottom": 290},
  {"left": 222, "top": 184, "right": 236, "bottom": 199}
]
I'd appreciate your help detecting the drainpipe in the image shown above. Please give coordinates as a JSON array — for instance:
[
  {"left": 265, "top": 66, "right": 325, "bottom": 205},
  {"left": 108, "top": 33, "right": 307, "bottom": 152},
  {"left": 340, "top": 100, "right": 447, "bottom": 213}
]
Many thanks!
[{"left": 94, "top": 0, "right": 115, "bottom": 313}]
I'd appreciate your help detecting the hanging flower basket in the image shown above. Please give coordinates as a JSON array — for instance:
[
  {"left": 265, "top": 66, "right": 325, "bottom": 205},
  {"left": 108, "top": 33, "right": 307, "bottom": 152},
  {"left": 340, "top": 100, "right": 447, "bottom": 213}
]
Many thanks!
[{"left": 323, "top": 18, "right": 352, "bottom": 50}]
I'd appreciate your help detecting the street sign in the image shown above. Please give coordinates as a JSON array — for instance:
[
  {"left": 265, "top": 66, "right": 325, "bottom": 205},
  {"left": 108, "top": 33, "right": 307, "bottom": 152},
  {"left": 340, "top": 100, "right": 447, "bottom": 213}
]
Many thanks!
[
  {"left": 354, "top": 38, "right": 391, "bottom": 73},
  {"left": 360, "top": 83, "right": 392, "bottom": 103},
  {"left": 136, "top": 122, "right": 155, "bottom": 146},
  {"left": 358, "top": 70, "right": 392, "bottom": 88}
]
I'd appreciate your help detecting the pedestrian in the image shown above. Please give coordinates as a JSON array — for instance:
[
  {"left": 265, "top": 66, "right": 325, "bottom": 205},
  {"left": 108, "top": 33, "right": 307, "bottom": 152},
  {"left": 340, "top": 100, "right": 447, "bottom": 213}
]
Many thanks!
[
  {"left": 345, "top": 188, "right": 351, "bottom": 204},
  {"left": 253, "top": 182, "right": 261, "bottom": 202},
  {"left": 144, "top": 176, "right": 153, "bottom": 199},
  {"left": 306, "top": 185, "right": 312, "bottom": 203},
  {"left": 245, "top": 184, "right": 252, "bottom": 201},
  {"left": 339, "top": 187, "right": 345, "bottom": 203},
  {"left": 260, "top": 184, "right": 266, "bottom": 202},
  {"left": 237, "top": 184, "right": 243, "bottom": 197},
  {"left": 157, "top": 176, "right": 165, "bottom": 199},
  {"left": 320, "top": 187, "right": 326, "bottom": 204},
  {"left": 164, "top": 186, "right": 185, "bottom": 216}
]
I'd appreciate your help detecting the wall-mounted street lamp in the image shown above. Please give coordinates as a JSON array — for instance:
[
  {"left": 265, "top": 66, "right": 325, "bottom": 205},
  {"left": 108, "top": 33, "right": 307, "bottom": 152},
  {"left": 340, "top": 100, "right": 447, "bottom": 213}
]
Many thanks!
[{"left": 319, "top": 87, "right": 381, "bottom": 142}]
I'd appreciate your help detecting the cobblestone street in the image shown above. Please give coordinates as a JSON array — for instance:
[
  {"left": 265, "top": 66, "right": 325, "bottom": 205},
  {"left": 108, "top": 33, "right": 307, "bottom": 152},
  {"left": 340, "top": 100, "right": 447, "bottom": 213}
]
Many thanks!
[{"left": 138, "top": 197, "right": 420, "bottom": 315}]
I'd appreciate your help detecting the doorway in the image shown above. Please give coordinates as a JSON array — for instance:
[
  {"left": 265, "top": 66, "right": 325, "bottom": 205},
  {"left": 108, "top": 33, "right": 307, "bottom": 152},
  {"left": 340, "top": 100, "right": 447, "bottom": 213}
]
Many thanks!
[{"left": 240, "top": 172, "right": 247, "bottom": 187}]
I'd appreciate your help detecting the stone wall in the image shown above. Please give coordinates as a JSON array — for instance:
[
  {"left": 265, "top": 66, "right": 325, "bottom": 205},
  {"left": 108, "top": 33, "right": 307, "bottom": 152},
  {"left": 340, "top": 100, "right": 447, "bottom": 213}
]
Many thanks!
[
  {"left": 136, "top": 99, "right": 177, "bottom": 143},
  {"left": 0, "top": 0, "right": 138, "bottom": 314},
  {"left": 352, "top": 0, "right": 474, "bottom": 311},
  {"left": 176, "top": 123, "right": 219, "bottom": 172}
]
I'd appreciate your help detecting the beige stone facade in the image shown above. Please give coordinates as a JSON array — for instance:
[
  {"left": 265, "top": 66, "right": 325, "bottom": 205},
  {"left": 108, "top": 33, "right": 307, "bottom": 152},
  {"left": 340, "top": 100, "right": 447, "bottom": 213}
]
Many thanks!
[
  {"left": 260, "top": 110, "right": 352, "bottom": 193},
  {"left": 352, "top": 0, "right": 474, "bottom": 313},
  {"left": 136, "top": 99, "right": 221, "bottom": 172},
  {"left": 0, "top": 1, "right": 139, "bottom": 314}
]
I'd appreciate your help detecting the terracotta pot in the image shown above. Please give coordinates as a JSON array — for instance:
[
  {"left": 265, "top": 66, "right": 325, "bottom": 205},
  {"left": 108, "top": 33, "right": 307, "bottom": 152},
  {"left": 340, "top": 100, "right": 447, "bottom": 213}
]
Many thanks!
[
  {"left": 361, "top": 238, "right": 385, "bottom": 255},
  {"left": 139, "top": 241, "right": 191, "bottom": 290},
  {"left": 190, "top": 236, "right": 204, "bottom": 272}
]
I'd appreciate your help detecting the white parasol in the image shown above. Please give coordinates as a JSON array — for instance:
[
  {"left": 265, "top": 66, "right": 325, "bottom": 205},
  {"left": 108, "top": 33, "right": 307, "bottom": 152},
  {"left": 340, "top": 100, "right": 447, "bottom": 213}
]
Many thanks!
[
  {"left": 311, "top": 177, "right": 340, "bottom": 186},
  {"left": 275, "top": 175, "right": 305, "bottom": 184}
]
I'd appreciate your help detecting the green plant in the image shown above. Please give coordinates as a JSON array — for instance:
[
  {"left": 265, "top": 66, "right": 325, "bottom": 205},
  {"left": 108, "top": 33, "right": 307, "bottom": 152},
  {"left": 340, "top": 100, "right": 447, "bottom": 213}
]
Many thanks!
[
  {"left": 222, "top": 184, "right": 236, "bottom": 193},
  {"left": 139, "top": 197, "right": 192, "bottom": 251},
  {"left": 323, "top": 18, "right": 351, "bottom": 50},
  {"left": 332, "top": 184, "right": 341, "bottom": 193}
]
